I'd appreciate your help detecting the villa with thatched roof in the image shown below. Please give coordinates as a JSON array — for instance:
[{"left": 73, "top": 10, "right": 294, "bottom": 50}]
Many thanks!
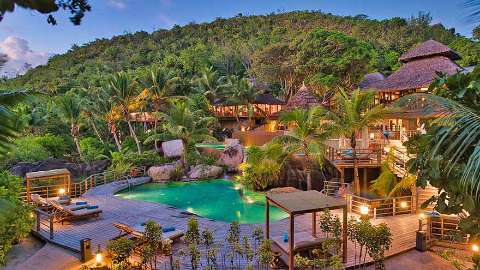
[
  {"left": 360, "top": 39, "right": 465, "bottom": 140},
  {"left": 212, "top": 92, "right": 285, "bottom": 119},
  {"left": 283, "top": 83, "right": 321, "bottom": 111}
]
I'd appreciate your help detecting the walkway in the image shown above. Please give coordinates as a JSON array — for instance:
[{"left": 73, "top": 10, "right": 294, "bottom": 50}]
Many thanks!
[{"left": 35, "top": 177, "right": 420, "bottom": 268}]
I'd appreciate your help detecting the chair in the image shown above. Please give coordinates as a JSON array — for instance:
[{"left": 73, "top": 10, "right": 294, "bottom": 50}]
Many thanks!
[
  {"left": 50, "top": 201, "right": 102, "bottom": 224},
  {"left": 112, "top": 222, "right": 184, "bottom": 242}
]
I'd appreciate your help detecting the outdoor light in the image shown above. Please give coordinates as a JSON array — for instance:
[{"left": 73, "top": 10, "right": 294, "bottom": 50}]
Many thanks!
[
  {"left": 234, "top": 184, "right": 242, "bottom": 190},
  {"left": 473, "top": 244, "right": 479, "bottom": 253},
  {"left": 418, "top": 213, "right": 425, "bottom": 231},
  {"left": 400, "top": 201, "right": 408, "bottom": 208},
  {"left": 29, "top": 212, "right": 34, "bottom": 218},
  {"left": 95, "top": 245, "right": 103, "bottom": 266},
  {"left": 240, "top": 126, "right": 246, "bottom": 132},
  {"left": 360, "top": 205, "right": 369, "bottom": 215},
  {"left": 369, "top": 133, "right": 375, "bottom": 140},
  {"left": 58, "top": 188, "right": 66, "bottom": 196}
]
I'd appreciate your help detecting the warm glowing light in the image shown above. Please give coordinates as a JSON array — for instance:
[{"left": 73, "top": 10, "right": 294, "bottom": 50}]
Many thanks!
[
  {"left": 400, "top": 201, "right": 408, "bottom": 208},
  {"left": 58, "top": 188, "right": 66, "bottom": 195},
  {"left": 360, "top": 205, "right": 369, "bottom": 215},
  {"left": 29, "top": 212, "right": 34, "bottom": 218},
  {"left": 240, "top": 126, "right": 246, "bottom": 132},
  {"left": 246, "top": 197, "right": 254, "bottom": 204},
  {"left": 234, "top": 184, "right": 242, "bottom": 190},
  {"left": 473, "top": 244, "right": 479, "bottom": 253},
  {"left": 419, "top": 213, "right": 425, "bottom": 219},
  {"left": 369, "top": 133, "right": 375, "bottom": 140},
  {"left": 95, "top": 253, "right": 102, "bottom": 266}
]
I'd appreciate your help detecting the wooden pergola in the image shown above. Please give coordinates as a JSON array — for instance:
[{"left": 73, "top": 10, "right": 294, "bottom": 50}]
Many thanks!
[
  {"left": 265, "top": 190, "right": 348, "bottom": 269},
  {"left": 25, "top": 169, "right": 71, "bottom": 202}
]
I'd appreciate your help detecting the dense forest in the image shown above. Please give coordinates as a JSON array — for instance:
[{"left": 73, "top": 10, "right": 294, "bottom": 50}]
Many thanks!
[{"left": 1, "top": 11, "right": 478, "bottom": 95}]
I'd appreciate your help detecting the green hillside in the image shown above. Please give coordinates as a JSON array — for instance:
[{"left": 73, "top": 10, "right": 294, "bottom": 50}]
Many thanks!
[{"left": 1, "top": 11, "right": 478, "bottom": 93}]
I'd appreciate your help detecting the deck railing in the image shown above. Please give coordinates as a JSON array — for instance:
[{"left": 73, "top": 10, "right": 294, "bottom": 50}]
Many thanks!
[
  {"left": 428, "top": 214, "right": 468, "bottom": 242},
  {"left": 33, "top": 208, "right": 54, "bottom": 240},
  {"left": 325, "top": 146, "right": 382, "bottom": 166},
  {"left": 21, "top": 166, "right": 147, "bottom": 202},
  {"left": 322, "top": 180, "right": 352, "bottom": 197},
  {"left": 347, "top": 194, "right": 414, "bottom": 218}
]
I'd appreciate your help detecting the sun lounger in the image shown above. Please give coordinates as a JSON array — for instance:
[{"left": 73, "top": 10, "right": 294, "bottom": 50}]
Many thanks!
[
  {"left": 113, "top": 222, "right": 184, "bottom": 242},
  {"left": 51, "top": 201, "right": 102, "bottom": 224}
]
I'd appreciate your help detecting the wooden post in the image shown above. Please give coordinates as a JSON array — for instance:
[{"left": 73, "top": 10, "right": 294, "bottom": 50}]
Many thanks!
[
  {"left": 49, "top": 216, "right": 54, "bottom": 239},
  {"left": 265, "top": 199, "right": 270, "bottom": 240},
  {"left": 36, "top": 211, "right": 40, "bottom": 232},
  {"left": 26, "top": 177, "right": 31, "bottom": 203},
  {"left": 312, "top": 211, "right": 317, "bottom": 238},
  {"left": 342, "top": 207, "right": 348, "bottom": 263},
  {"left": 374, "top": 208, "right": 377, "bottom": 219},
  {"left": 104, "top": 174, "right": 107, "bottom": 185},
  {"left": 393, "top": 198, "right": 396, "bottom": 216},
  {"left": 289, "top": 214, "right": 295, "bottom": 270}
]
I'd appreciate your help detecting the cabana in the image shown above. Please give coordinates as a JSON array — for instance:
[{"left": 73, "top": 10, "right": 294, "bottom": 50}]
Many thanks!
[
  {"left": 265, "top": 190, "right": 347, "bottom": 269},
  {"left": 25, "top": 169, "right": 71, "bottom": 203}
]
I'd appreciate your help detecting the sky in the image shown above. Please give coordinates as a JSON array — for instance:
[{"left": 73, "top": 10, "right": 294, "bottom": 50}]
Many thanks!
[{"left": 0, "top": 0, "right": 476, "bottom": 76}]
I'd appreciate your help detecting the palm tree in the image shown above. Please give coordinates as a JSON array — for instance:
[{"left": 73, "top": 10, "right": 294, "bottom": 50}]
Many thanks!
[
  {"left": 273, "top": 106, "right": 331, "bottom": 190},
  {"left": 327, "top": 89, "right": 388, "bottom": 194},
  {"left": 224, "top": 76, "right": 260, "bottom": 127},
  {"left": 194, "top": 67, "right": 225, "bottom": 104},
  {"left": 144, "top": 99, "right": 217, "bottom": 168},
  {"left": 0, "top": 91, "right": 28, "bottom": 155},
  {"left": 108, "top": 72, "right": 142, "bottom": 154},
  {"left": 57, "top": 94, "right": 83, "bottom": 159},
  {"left": 143, "top": 68, "right": 178, "bottom": 111}
]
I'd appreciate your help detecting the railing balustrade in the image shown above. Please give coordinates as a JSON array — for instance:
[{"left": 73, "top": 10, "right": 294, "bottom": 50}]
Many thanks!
[
  {"left": 325, "top": 146, "right": 382, "bottom": 166},
  {"left": 347, "top": 194, "right": 414, "bottom": 218}
]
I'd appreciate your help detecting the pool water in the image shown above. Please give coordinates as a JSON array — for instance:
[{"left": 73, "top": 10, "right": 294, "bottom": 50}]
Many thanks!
[
  {"left": 195, "top": 143, "right": 226, "bottom": 151},
  {"left": 115, "top": 179, "right": 288, "bottom": 224}
]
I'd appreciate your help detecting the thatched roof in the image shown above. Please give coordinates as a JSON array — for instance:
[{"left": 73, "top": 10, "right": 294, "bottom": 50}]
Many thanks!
[
  {"left": 359, "top": 72, "right": 385, "bottom": 89},
  {"left": 399, "top": 39, "right": 461, "bottom": 63},
  {"left": 361, "top": 40, "right": 463, "bottom": 92},
  {"left": 283, "top": 84, "right": 321, "bottom": 110}
]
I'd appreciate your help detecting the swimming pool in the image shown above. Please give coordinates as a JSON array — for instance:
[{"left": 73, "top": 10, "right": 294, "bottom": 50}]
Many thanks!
[{"left": 115, "top": 179, "right": 288, "bottom": 224}]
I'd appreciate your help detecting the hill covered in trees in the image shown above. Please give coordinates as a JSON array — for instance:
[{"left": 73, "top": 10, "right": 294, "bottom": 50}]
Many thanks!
[{"left": 1, "top": 10, "right": 478, "bottom": 96}]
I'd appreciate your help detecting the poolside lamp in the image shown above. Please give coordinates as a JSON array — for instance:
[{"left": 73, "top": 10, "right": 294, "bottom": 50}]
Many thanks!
[
  {"left": 95, "top": 245, "right": 103, "bottom": 266},
  {"left": 58, "top": 188, "right": 66, "bottom": 196},
  {"left": 400, "top": 201, "right": 408, "bottom": 208},
  {"left": 359, "top": 205, "right": 369, "bottom": 216},
  {"left": 418, "top": 213, "right": 425, "bottom": 231}
]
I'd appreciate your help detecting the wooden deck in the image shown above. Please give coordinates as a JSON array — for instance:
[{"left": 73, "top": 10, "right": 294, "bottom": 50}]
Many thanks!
[{"left": 34, "top": 178, "right": 420, "bottom": 268}]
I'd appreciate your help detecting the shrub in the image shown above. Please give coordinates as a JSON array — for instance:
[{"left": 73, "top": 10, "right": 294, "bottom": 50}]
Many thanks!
[
  {"left": 79, "top": 137, "right": 107, "bottom": 164},
  {"left": 6, "top": 134, "right": 69, "bottom": 164},
  {"left": 107, "top": 237, "right": 134, "bottom": 265},
  {"left": 0, "top": 171, "right": 34, "bottom": 265}
]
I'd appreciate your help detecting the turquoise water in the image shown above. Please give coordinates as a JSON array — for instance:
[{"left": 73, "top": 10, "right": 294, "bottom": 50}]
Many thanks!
[
  {"left": 115, "top": 179, "right": 288, "bottom": 224},
  {"left": 195, "top": 143, "right": 226, "bottom": 150}
]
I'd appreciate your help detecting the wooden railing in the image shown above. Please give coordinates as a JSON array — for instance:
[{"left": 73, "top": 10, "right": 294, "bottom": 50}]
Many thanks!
[
  {"left": 33, "top": 208, "right": 54, "bottom": 240},
  {"left": 21, "top": 167, "right": 147, "bottom": 201},
  {"left": 347, "top": 194, "right": 414, "bottom": 218},
  {"left": 428, "top": 214, "right": 467, "bottom": 242},
  {"left": 325, "top": 146, "right": 382, "bottom": 166},
  {"left": 322, "top": 180, "right": 351, "bottom": 197}
]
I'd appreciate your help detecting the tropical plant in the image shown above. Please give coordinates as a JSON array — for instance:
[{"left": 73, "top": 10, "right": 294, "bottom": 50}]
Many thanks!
[
  {"left": 0, "top": 91, "right": 28, "bottom": 156},
  {"left": 144, "top": 98, "right": 217, "bottom": 168},
  {"left": 327, "top": 89, "right": 388, "bottom": 193},
  {"left": 142, "top": 220, "right": 163, "bottom": 269},
  {"left": 274, "top": 106, "right": 331, "bottom": 190},
  {"left": 56, "top": 94, "right": 84, "bottom": 159},
  {"left": 194, "top": 66, "right": 226, "bottom": 104},
  {"left": 107, "top": 72, "right": 143, "bottom": 154},
  {"left": 236, "top": 142, "right": 290, "bottom": 190},
  {"left": 185, "top": 217, "right": 200, "bottom": 245},
  {"left": 223, "top": 75, "right": 260, "bottom": 126},
  {"left": 107, "top": 237, "right": 134, "bottom": 266}
]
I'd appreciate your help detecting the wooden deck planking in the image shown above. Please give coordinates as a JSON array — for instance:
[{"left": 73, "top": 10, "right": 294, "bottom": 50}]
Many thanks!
[{"left": 35, "top": 178, "right": 420, "bottom": 268}]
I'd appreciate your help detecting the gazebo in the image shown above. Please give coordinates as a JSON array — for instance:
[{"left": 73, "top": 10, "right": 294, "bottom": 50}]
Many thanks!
[
  {"left": 25, "top": 168, "right": 71, "bottom": 202},
  {"left": 265, "top": 190, "right": 348, "bottom": 269}
]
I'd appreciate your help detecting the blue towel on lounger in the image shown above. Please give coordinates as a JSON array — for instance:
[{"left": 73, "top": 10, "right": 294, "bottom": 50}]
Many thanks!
[
  {"left": 283, "top": 233, "right": 288, "bottom": 242},
  {"left": 162, "top": 227, "right": 175, "bottom": 233},
  {"left": 87, "top": 205, "right": 99, "bottom": 209},
  {"left": 75, "top": 201, "right": 87, "bottom": 205}
]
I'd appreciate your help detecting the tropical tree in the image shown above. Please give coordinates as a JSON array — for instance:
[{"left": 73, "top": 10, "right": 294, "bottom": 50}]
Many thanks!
[
  {"left": 0, "top": 91, "right": 28, "bottom": 156},
  {"left": 194, "top": 66, "right": 226, "bottom": 104},
  {"left": 144, "top": 98, "right": 217, "bottom": 168},
  {"left": 327, "top": 89, "right": 388, "bottom": 193},
  {"left": 141, "top": 68, "right": 178, "bottom": 111},
  {"left": 274, "top": 106, "right": 331, "bottom": 190},
  {"left": 224, "top": 75, "right": 260, "bottom": 126},
  {"left": 56, "top": 94, "right": 83, "bottom": 159},
  {"left": 107, "top": 72, "right": 142, "bottom": 154}
]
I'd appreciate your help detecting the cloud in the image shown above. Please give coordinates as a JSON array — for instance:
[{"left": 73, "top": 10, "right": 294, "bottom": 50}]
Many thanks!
[
  {"left": 0, "top": 36, "right": 51, "bottom": 77},
  {"left": 107, "top": 0, "right": 126, "bottom": 9}
]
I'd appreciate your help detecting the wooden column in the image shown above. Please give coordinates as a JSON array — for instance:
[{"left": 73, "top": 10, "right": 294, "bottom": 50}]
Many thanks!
[
  {"left": 312, "top": 211, "right": 317, "bottom": 238},
  {"left": 342, "top": 207, "right": 348, "bottom": 263},
  {"left": 265, "top": 199, "right": 270, "bottom": 239},
  {"left": 289, "top": 214, "right": 295, "bottom": 270},
  {"left": 26, "top": 177, "right": 31, "bottom": 203}
]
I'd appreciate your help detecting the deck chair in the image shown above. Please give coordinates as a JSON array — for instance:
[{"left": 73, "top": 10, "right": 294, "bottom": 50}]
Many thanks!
[
  {"left": 112, "top": 222, "right": 184, "bottom": 242},
  {"left": 31, "top": 194, "right": 50, "bottom": 210},
  {"left": 51, "top": 201, "right": 102, "bottom": 224}
]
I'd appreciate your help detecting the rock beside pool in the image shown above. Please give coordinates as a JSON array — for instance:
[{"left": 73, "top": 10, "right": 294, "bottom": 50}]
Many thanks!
[
  {"left": 188, "top": 165, "right": 223, "bottom": 179},
  {"left": 219, "top": 144, "right": 244, "bottom": 170},
  {"left": 162, "top": 139, "right": 184, "bottom": 158},
  {"left": 148, "top": 164, "right": 177, "bottom": 181}
]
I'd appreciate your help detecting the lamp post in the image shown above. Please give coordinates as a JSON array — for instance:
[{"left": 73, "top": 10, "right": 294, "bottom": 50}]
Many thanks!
[
  {"left": 418, "top": 213, "right": 425, "bottom": 231},
  {"left": 95, "top": 245, "right": 103, "bottom": 268},
  {"left": 472, "top": 244, "right": 480, "bottom": 268},
  {"left": 359, "top": 205, "right": 369, "bottom": 221}
]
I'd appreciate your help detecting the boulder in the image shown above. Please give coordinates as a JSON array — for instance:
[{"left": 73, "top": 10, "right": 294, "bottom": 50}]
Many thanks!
[
  {"left": 9, "top": 158, "right": 110, "bottom": 178},
  {"left": 162, "top": 139, "right": 184, "bottom": 158},
  {"left": 188, "top": 165, "right": 223, "bottom": 179},
  {"left": 224, "top": 138, "right": 240, "bottom": 147},
  {"left": 147, "top": 164, "right": 178, "bottom": 182},
  {"left": 219, "top": 144, "right": 244, "bottom": 170}
]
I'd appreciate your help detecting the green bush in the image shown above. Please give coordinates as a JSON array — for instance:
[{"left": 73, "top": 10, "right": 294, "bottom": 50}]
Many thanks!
[
  {"left": 6, "top": 134, "right": 69, "bottom": 164},
  {"left": 79, "top": 137, "right": 108, "bottom": 164},
  {"left": 0, "top": 171, "right": 34, "bottom": 265}
]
